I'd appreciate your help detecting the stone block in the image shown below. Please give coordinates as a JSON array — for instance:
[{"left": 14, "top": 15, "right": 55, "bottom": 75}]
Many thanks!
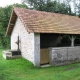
[{"left": 3, "top": 51, "right": 12, "bottom": 59}]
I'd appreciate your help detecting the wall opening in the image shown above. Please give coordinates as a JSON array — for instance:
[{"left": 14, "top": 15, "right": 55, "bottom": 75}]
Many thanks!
[
  {"left": 40, "top": 33, "right": 61, "bottom": 65},
  {"left": 40, "top": 33, "right": 61, "bottom": 48},
  {"left": 40, "top": 33, "right": 80, "bottom": 65}
]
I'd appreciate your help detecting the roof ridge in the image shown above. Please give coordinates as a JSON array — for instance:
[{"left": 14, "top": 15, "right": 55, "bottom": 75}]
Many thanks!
[{"left": 13, "top": 7, "right": 78, "bottom": 18}]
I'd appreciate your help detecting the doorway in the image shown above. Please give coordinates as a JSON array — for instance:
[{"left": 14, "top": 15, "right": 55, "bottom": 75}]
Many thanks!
[
  {"left": 40, "top": 33, "right": 61, "bottom": 65},
  {"left": 40, "top": 48, "right": 49, "bottom": 65}
]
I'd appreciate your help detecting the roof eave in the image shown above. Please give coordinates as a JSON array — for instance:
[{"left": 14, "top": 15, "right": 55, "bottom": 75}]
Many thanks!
[{"left": 6, "top": 7, "right": 17, "bottom": 36}]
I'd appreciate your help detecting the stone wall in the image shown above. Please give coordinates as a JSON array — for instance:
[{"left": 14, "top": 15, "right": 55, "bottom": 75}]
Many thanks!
[
  {"left": 11, "top": 18, "right": 35, "bottom": 63},
  {"left": 34, "top": 33, "right": 40, "bottom": 66},
  {"left": 49, "top": 46, "right": 80, "bottom": 66}
]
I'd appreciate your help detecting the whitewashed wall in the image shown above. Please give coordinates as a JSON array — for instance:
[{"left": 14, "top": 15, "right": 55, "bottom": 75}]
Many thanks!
[{"left": 11, "top": 18, "right": 35, "bottom": 63}]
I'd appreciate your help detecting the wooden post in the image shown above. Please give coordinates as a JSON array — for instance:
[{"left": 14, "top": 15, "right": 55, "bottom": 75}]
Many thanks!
[
  {"left": 71, "top": 36, "right": 74, "bottom": 47},
  {"left": 18, "top": 35, "right": 19, "bottom": 50},
  {"left": 69, "top": 35, "right": 76, "bottom": 47}
]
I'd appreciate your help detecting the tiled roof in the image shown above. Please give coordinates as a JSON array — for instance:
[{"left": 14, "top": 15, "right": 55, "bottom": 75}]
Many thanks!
[{"left": 6, "top": 7, "right": 80, "bottom": 35}]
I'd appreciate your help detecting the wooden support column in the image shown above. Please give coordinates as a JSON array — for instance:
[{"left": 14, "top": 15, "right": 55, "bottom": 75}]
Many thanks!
[
  {"left": 69, "top": 35, "right": 76, "bottom": 47},
  {"left": 15, "top": 35, "right": 20, "bottom": 50}
]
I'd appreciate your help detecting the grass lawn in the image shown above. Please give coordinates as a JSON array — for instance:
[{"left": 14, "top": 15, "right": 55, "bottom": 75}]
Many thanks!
[{"left": 0, "top": 49, "right": 80, "bottom": 80}]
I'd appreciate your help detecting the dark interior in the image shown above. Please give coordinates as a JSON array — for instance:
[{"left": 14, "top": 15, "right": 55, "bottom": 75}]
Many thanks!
[
  {"left": 10, "top": 50, "right": 21, "bottom": 56},
  {"left": 40, "top": 33, "right": 61, "bottom": 48},
  {"left": 40, "top": 33, "right": 80, "bottom": 48}
]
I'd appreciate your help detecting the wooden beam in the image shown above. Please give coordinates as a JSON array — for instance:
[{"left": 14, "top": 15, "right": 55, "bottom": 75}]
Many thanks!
[
  {"left": 69, "top": 35, "right": 76, "bottom": 47},
  {"left": 10, "top": 23, "right": 14, "bottom": 25}
]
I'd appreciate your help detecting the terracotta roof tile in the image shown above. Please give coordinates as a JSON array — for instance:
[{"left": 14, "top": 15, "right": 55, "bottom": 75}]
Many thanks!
[{"left": 6, "top": 7, "right": 80, "bottom": 35}]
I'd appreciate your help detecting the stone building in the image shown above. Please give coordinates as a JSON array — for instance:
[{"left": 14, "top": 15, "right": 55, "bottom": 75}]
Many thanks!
[{"left": 6, "top": 7, "right": 80, "bottom": 67}]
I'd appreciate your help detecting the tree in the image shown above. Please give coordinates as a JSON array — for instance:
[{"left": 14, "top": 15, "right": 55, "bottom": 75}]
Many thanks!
[
  {"left": 22, "top": 0, "right": 47, "bottom": 10},
  {"left": 0, "top": 3, "right": 27, "bottom": 48},
  {"left": 22, "top": 0, "right": 72, "bottom": 15},
  {"left": 75, "top": 0, "right": 80, "bottom": 17},
  {"left": 70, "top": 0, "right": 80, "bottom": 17}
]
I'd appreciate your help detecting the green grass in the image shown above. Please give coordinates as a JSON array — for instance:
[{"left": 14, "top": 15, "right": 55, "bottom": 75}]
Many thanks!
[{"left": 0, "top": 49, "right": 80, "bottom": 80}]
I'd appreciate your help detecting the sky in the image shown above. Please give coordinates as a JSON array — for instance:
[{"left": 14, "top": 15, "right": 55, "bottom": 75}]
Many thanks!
[{"left": 0, "top": 0, "right": 21, "bottom": 7}]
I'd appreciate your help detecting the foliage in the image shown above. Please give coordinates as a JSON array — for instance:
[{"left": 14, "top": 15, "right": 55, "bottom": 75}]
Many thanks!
[
  {"left": 0, "top": 3, "right": 27, "bottom": 48},
  {"left": 22, "top": 0, "right": 73, "bottom": 15},
  {"left": 63, "top": 0, "right": 80, "bottom": 17},
  {"left": 1, "top": 49, "right": 80, "bottom": 80}
]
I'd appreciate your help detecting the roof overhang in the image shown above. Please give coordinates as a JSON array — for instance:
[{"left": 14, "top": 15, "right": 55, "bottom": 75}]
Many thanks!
[{"left": 6, "top": 8, "right": 17, "bottom": 36}]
